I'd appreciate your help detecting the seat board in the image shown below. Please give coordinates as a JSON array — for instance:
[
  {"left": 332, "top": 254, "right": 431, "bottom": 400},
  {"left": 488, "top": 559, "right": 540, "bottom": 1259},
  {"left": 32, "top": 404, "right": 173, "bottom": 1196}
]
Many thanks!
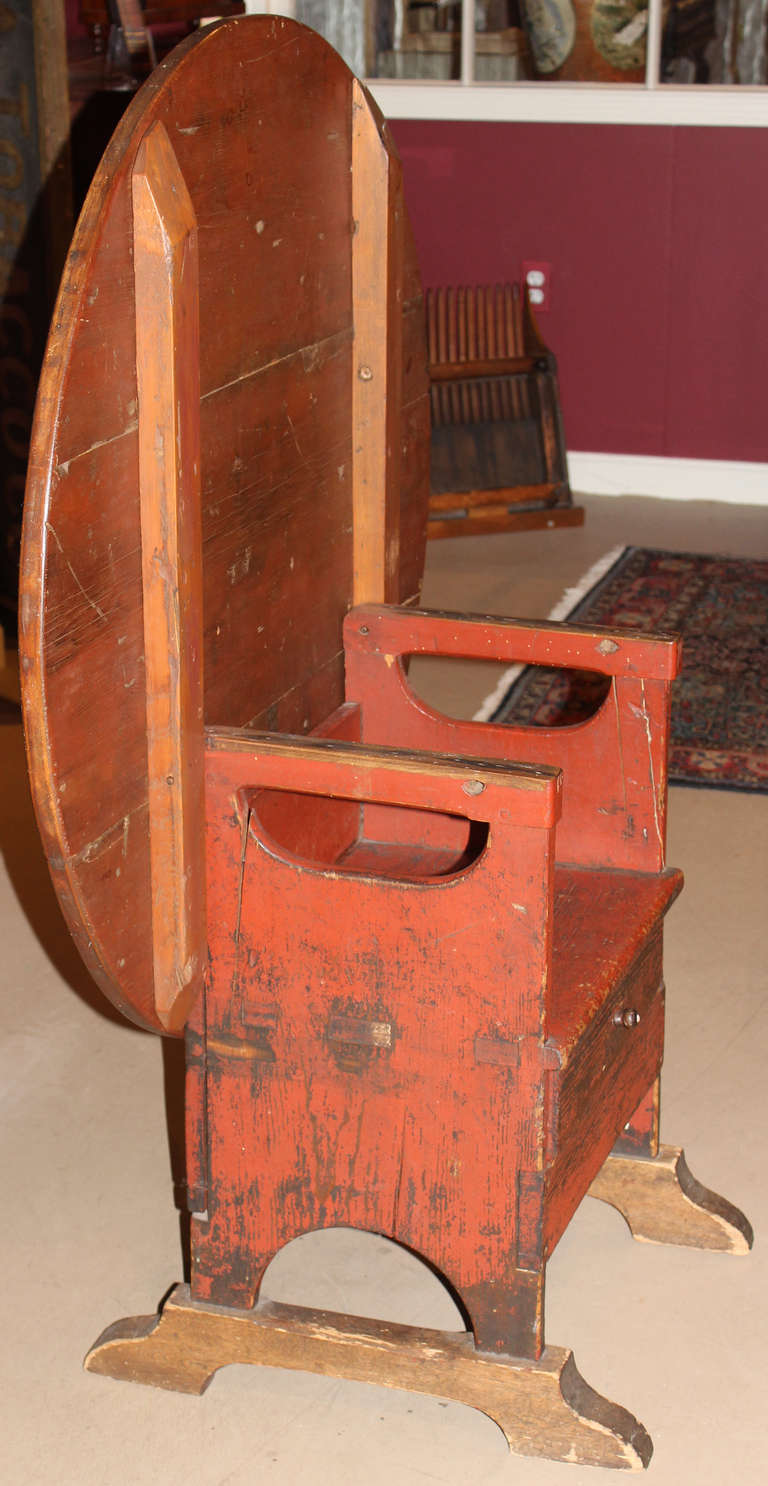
[{"left": 548, "top": 864, "right": 683, "bottom": 1054}]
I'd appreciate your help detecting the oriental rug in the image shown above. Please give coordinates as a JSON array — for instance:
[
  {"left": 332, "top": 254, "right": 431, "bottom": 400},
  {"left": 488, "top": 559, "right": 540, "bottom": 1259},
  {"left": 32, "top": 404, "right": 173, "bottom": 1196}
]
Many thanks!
[{"left": 484, "top": 546, "right": 768, "bottom": 793}]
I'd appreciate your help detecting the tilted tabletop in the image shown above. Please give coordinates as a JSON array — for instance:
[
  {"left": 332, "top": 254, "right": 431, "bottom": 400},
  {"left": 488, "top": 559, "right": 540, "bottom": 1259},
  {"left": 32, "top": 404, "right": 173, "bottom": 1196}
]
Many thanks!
[{"left": 20, "top": 16, "right": 429, "bottom": 1034}]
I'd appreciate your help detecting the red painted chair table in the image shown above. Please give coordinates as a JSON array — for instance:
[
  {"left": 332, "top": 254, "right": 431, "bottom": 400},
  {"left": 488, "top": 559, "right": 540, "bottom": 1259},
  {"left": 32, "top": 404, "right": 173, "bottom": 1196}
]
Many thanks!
[{"left": 20, "top": 16, "right": 751, "bottom": 1472}]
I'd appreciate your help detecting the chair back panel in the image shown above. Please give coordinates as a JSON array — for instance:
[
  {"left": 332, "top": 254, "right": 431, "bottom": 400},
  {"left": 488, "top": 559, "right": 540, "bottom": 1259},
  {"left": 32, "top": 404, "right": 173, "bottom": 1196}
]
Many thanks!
[{"left": 21, "top": 17, "right": 429, "bottom": 1031}]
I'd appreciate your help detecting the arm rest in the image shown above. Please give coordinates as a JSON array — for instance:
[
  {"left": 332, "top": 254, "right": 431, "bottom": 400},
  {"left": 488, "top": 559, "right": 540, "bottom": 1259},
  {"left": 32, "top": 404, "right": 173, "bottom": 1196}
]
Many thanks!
[
  {"left": 344, "top": 605, "right": 681, "bottom": 682},
  {"left": 342, "top": 608, "right": 676, "bottom": 874},
  {"left": 204, "top": 730, "right": 559, "bottom": 1040},
  {"left": 205, "top": 728, "right": 562, "bottom": 831}
]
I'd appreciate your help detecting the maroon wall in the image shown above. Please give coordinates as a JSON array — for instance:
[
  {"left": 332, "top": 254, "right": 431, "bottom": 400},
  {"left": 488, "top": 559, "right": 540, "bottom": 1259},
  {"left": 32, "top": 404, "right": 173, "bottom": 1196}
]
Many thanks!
[
  {"left": 391, "top": 121, "right": 768, "bottom": 463},
  {"left": 66, "top": 0, "right": 87, "bottom": 37}
]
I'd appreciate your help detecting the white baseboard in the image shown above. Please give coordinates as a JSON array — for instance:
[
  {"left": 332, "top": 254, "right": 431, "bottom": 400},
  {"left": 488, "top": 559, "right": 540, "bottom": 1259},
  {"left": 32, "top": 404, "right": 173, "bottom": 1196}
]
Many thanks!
[{"left": 567, "top": 452, "right": 768, "bottom": 507}]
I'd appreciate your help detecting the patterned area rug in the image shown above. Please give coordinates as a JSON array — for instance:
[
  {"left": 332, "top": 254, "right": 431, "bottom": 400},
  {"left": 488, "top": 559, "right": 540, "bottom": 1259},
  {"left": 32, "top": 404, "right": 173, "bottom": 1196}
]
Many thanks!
[{"left": 490, "top": 546, "right": 768, "bottom": 792}]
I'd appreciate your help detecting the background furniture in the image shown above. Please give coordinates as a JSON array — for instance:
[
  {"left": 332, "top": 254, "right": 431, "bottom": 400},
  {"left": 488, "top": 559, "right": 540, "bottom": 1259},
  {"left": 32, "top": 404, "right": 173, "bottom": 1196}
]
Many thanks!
[
  {"left": 427, "top": 282, "right": 583, "bottom": 537},
  {"left": 76, "top": 2, "right": 245, "bottom": 89},
  {"left": 79, "top": 1, "right": 245, "bottom": 36},
  {"left": 0, "top": 0, "right": 72, "bottom": 647}
]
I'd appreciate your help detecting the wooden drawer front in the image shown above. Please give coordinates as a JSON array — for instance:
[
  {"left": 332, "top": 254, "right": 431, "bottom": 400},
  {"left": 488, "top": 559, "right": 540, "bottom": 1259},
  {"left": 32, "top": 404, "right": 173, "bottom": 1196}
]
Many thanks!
[{"left": 543, "top": 933, "right": 666, "bottom": 1257}]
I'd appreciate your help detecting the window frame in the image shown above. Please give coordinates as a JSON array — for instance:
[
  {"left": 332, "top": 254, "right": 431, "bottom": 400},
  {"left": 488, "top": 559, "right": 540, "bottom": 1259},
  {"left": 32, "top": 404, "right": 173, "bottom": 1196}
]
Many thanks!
[
  {"left": 366, "top": 0, "right": 768, "bottom": 128},
  {"left": 245, "top": 0, "right": 768, "bottom": 125}
]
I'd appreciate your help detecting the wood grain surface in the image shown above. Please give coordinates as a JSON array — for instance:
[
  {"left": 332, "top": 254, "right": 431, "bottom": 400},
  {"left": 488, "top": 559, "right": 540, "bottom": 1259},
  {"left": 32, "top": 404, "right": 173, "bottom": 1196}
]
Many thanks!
[
  {"left": 132, "top": 120, "right": 206, "bottom": 1032},
  {"left": 19, "top": 16, "right": 429, "bottom": 1034},
  {"left": 589, "top": 1145, "right": 754, "bottom": 1254},
  {"left": 85, "top": 1284, "right": 653, "bottom": 1470}
]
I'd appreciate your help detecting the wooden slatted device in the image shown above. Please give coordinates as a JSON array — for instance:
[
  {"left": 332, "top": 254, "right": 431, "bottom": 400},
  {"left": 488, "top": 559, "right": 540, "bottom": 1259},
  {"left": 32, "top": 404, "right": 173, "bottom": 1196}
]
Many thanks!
[
  {"left": 427, "top": 281, "right": 583, "bottom": 538},
  {"left": 20, "top": 17, "right": 751, "bottom": 1472}
]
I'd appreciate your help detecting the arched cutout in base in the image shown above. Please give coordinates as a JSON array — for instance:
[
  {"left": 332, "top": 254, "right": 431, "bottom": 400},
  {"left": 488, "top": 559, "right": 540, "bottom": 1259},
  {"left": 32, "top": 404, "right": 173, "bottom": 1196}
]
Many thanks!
[{"left": 258, "top": 1225, "right": 470, "bottom": 1334}]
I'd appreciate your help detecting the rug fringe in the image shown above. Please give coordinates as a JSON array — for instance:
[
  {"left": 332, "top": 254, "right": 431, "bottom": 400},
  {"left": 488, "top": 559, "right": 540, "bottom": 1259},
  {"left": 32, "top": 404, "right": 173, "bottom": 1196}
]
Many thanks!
[{"left": 472, "top": 545, "right": 628, "bottom": 723}]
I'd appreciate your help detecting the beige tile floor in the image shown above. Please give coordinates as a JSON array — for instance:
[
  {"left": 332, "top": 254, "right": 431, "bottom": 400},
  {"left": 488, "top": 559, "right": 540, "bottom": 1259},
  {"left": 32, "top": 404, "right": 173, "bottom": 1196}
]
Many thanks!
[{"left": 1, "top": 493, "right": 766, "bottom": 1485}]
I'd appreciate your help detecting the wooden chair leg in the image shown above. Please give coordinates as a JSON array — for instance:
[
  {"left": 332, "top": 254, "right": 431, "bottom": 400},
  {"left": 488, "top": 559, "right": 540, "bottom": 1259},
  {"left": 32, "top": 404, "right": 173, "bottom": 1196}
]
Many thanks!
[
  {"left": 464, "top": 1266, "right": 545, "bottom": 1359},
  {"left": 588, "top": 1145, "right": 753, "bottom": 1254},
  {"left": 612, "top": 1079, "right": 660, "bottom": 1159},
  {"left": 85, "top": 1284, "right": 653, "bottom": 1471}
]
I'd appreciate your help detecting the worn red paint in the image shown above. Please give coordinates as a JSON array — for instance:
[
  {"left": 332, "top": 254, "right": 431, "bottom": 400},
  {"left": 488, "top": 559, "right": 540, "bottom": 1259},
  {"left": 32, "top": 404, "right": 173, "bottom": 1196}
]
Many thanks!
[
  {"left": 186, "top": 610, "right": 681, "bottom": 1359},
  {"left": 21, "top": 16, "right": 686, "bottom": 1372}
]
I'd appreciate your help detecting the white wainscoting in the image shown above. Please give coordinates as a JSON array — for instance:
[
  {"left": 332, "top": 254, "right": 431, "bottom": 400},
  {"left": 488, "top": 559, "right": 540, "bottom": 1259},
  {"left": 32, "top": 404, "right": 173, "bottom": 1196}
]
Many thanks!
[{"left": 568, "top": 453, "right": 768, "bottom": 506}]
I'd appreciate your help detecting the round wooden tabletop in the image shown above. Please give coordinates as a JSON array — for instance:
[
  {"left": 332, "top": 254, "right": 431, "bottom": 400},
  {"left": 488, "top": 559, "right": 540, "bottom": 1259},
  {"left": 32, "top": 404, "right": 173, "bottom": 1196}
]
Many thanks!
[{"left": 20, "top": 16, "right": 429, "bottom": 1034}]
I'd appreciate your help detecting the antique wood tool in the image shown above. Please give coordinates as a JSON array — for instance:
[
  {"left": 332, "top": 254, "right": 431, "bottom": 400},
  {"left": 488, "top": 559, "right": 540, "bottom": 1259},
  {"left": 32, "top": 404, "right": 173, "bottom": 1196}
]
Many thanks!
[
  {"left": 20, "top": 16, "right": 751, "bottom": 1471},
  {"left": 79, "top": 0, "right": 246, "bottom": 45},
  {"left": 427, "top": 281, "right": 583, "bottom": 538}
]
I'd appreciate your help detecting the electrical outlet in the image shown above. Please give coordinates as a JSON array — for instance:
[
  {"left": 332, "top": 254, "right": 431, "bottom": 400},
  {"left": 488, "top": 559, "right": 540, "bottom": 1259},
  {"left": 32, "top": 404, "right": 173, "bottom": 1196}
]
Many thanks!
[{"left": 522, "top": 260, "right": 552, "bottom": 312}]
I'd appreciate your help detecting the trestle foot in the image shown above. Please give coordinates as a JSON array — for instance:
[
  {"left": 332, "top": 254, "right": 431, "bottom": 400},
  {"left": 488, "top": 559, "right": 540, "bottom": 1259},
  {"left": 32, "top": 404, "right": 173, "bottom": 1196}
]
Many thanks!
[
  {"left": 85, "top": 1284, "right": 652, "bottom": 1470},
  {"left": 589, "top": 1144, "right": 753, "bottom": 1253}
]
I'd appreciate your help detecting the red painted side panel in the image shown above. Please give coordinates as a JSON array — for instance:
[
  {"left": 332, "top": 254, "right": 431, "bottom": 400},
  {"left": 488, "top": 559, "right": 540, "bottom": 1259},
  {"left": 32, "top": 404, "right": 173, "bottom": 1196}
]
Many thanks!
[
  {"left": 183, "top": 611, "right": 680, "bottom": 1360},
  {"left": 184, "top": 710, "right": 680, "bottom": 1359},
  {"left": 191, "top": 742, "right": 557, "bottom": 1346}
]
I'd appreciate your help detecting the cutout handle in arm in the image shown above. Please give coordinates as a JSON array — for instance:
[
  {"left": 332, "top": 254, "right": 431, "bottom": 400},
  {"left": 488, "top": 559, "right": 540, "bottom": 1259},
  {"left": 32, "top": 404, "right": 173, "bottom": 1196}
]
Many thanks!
[
  {"left": 343, "top": 606, "right": 677, "bottom": 873},
  {"left": 132, "top": 121, "right": 205, "bottom": 1033}
]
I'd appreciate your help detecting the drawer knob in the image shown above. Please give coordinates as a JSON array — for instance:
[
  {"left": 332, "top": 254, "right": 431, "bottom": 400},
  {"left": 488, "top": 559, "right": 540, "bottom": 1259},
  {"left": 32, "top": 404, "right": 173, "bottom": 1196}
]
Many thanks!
[{"left": 613, "top": 1008, "right": 640, "bottom": 1028}]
